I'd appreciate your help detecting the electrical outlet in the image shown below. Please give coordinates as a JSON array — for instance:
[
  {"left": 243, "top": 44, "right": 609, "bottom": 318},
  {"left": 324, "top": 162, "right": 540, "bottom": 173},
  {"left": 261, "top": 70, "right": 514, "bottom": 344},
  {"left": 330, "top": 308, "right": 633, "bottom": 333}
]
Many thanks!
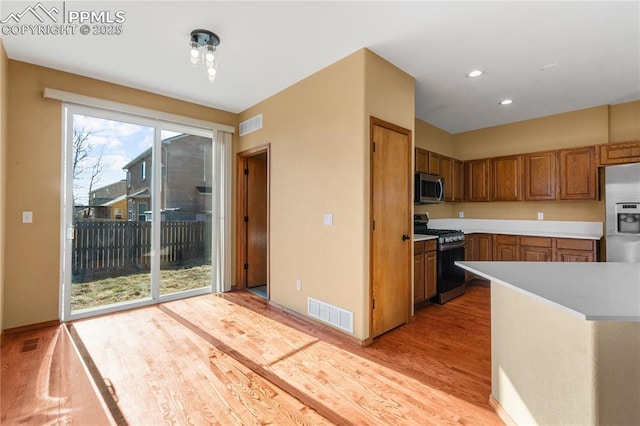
[
  {"left": 296, "top": 280, "right": 301, "bottom": 291},
  {"left": 459, "top": 211, "right": 464, "bottom": 218},
  {"left": 22, "top": 211, "right": 33, "bottom": 223},
  {"left": 323, "top": 213, "right": 333, "bottom": 226},
  {"left": 537, "top": 212, "right": 544, "bottom": 220}
]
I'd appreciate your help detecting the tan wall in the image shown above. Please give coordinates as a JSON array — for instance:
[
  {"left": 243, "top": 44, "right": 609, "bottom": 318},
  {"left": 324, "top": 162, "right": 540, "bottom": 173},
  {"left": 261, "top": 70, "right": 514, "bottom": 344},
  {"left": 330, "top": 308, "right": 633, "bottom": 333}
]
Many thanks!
[
  {"left": 0, "top": 41, "right": 8, "bottom": 332},
  {"left": 609, "top": 100, "right": 640, "bottom": 143},
  {"left": 4, "top": 60, "right": 237, "bottom": 330},
  {"left": 453, "top": 105, "right": 609, "bottom": 160},
  {"left": 238, "top": 49, "right": 414, "bottom": 340},
  {"left": 414, "top": 118, "right": 454, "bottom": 157}
]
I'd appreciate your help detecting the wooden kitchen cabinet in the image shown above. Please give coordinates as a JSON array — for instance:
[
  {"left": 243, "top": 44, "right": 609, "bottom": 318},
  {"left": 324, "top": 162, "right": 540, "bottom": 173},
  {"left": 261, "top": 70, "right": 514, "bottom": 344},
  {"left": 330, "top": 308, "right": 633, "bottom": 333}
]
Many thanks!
[
  {"left": 556, "top": 238, "right": 597, "bottom": 262},
  {"left": 465, "top": 158, "right": 491, "bottom": 202},
  {"left": 558, "top": 147, "right": 598, "bottom": 200},
  {"left": 414, "top": 240, "right": 437, "bottom": 305},
  {"left": 425, "top": 250, "right": 437, "bottom": 299},
  {"left": 465, "top": 233, "right": 492, "bottom": 282},
  {"left": 415, "top": 148, "right": 429, "bottom": 173},
  {"left": 599, "top": 141, "right": 640, "bottom": 165},
  {"left": 441, "top": 156, "right": 464, "bottom": 202},
  {"left": 492, "top": 155, "right": 523, "bottom": 201},
  {"left": 519, "top": 236, "right": 553, "bottom": 262},
  {"left": 414, "top": 241, "right": 425, "bottom": 303},
  {"left": 494, "top": 235, "right": 518, "bottom": 261},
  {"left": 428, "top": 151, "right": 441, "bottom": 175},
  {"left": 524, "top": 151, "right": 557, "bottom": 201}
]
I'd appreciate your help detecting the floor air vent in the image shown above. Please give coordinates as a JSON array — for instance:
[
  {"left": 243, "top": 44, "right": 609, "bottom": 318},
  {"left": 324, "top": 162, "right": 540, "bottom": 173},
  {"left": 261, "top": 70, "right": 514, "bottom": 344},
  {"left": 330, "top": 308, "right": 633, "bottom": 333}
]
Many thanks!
[
  {"left": 307, "top": 297, "right": 353, "bottom": 333},
  {"left": 21, "top": 338, "right": 40, "bottom": 353},
  {"left": 239, "top": 114, "right": 263, "bottom": 136}
]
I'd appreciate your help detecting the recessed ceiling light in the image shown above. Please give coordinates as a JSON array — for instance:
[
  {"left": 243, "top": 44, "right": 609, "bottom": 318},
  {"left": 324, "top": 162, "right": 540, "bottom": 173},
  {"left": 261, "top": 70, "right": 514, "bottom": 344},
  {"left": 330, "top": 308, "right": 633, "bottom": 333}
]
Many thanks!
[
  {"left": 467, "top": 70, "right": 483, "bottom": 78},
  {"left": 500, "top": 99, "right": 513, "bottom": 105}
]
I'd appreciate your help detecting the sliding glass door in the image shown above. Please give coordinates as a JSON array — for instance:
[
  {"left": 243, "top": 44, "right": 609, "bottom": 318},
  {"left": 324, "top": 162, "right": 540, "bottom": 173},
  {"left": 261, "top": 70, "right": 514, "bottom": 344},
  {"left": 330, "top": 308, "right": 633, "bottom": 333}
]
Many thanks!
[{"left": 61, "top": 105, "right": 227, "bottom": 321}]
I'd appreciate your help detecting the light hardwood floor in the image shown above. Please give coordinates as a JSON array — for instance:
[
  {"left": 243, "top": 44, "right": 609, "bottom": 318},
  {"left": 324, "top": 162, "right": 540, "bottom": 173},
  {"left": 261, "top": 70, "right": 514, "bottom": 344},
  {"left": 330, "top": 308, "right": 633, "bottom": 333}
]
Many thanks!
[{"left": 1, "top": 284, "right": 501, "bottom": 425}]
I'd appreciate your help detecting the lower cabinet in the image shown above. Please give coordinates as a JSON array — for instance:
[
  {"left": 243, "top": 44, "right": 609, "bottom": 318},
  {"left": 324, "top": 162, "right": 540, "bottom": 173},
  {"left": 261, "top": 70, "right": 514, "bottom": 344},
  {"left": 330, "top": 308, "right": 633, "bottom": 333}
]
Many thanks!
[
  {"left": 494, "top": 235, "right": 518, "bottom": 261},
  {"left": 519, "top": 236, "right": 553, "bottom": 262},
  {"left": 414, "top": 240, "right": 437, "bottom": 305},
  {"left": 556, "top": 238, "right": 597, "bottom": 262},
  {"left": 466, "top": 233, "right": 599, "bottom": 269}
]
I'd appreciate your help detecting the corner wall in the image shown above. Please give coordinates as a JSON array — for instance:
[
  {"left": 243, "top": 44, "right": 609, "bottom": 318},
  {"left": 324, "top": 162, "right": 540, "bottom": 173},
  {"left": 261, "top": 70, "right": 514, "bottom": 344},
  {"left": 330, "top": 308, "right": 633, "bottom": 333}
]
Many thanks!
[
  {"left": 238, "top": 50, "right": 368, "bottom": 339},
  {"left": 237, "top": 49, "right": 415, "bottom": 341},
  {"left": 4, "top": 60, "right": 237, "bottom": 330},
  {"left": 0, "top": 40, "right": 8, "bottom": 332}
]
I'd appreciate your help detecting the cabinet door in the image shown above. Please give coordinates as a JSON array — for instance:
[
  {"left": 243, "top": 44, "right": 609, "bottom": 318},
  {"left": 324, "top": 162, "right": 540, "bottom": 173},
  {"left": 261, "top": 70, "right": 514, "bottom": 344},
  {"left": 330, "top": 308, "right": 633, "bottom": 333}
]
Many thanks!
[
  {"left": 520, "top": 246, "right": 553, "bottom": 261},
  {"left": 599, "top": 141, "right": 640, "bottom": 165},
  {"left": 495, "top": 244, "right": 518, "bottom": 261},
  {"left": 558, "top": 147, "right": 598, "bottom": 200},
  {"left": 425, "top": 251, "right": 437, "bottom": 299},
  {"left": 476, "top": 234, "right": 493, "bottom": 261},
  {"left": 465, "top": 159, "right": 491, "bottom": 202},
  {"left": 441, "top": 156, "right": 453, "bottom": 201},
  {"left": 556, "top": 249, "right": 595, "bottom": 262},
  {"left": 492, "top": 155, "right": 523, "bottom": 201},
  {"left": 415, "top": 148, "right": 429, "bottom": 173},
  {"left": 465, "top": 234, "right": 477, "bottom": 261},
  {"left": 428, "top": 151, "right": 441, "bottom": 175},
  {"left": 414, "top": 254, "right": 425, "bottom": 303},
  {"left": 525, "top": 151, "right": 557, "bottom": 201},
  {"left": 453, "top": 159, "right": 464, "bottom": 202}
]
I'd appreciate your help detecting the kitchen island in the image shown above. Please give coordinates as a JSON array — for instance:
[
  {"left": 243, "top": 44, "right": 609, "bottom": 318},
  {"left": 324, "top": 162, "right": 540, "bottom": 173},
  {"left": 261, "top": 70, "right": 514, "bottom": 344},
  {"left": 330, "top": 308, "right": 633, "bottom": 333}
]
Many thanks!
[{"left": 456, "top": 261, "right": 640, "bottom": 426}]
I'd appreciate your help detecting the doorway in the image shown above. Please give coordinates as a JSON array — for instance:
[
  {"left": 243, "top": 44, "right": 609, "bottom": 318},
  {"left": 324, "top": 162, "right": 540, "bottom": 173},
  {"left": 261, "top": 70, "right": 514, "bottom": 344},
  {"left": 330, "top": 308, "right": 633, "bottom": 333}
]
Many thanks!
[
  {"left": 237, "top": 145, "right": 270, "bottom": 298},
  {"left": 370, "top": 117, "right": 412, "bottom": 338}
]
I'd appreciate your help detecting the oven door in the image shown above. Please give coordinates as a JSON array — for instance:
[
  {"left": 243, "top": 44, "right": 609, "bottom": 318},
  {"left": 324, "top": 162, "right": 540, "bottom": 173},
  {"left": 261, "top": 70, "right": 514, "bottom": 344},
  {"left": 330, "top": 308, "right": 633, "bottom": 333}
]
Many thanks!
[{"left": 437, "top": 242, "right": 466, "bottom": 293}]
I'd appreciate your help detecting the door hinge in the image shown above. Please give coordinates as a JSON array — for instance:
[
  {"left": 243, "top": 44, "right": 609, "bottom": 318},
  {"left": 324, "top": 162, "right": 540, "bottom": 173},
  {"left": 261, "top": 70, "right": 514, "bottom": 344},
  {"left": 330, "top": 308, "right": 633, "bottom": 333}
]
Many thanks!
[
  {"left": 372, "top": 299, "right": 375, "bottom": 309},
  {"left": 244, "top": 168, "right": 249, "bottom": 175},
  {"left": 372, "top": 220, "right": 376, "bottom": 231},
  {"left": 372, "top": 142, "right": 376, "bottom": 153},
  {"left": 244, "top": 263, "right": 249, "bottom": 270},
  {"left": 244, "top": 216, "right": 249, "bottom": 223}
]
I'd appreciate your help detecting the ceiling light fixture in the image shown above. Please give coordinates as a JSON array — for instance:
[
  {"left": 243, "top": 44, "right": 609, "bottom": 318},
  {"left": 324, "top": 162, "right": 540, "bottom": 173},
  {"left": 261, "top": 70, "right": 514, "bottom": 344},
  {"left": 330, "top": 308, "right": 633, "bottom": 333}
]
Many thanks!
[
  {"left": 500, "top": 99, "right": 513, "bottom": 105},
  {"left": 467, "top": 70, "right": 484, "bottom": 78},
  {"left": 189, "top": 29, "right": 220, "bottom": 83}
]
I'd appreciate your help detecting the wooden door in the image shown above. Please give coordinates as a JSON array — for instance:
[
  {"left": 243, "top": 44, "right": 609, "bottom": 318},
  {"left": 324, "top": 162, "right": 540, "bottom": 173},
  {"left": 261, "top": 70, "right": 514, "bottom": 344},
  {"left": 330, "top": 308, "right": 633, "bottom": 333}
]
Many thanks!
[
  {"left": 441, "top": 156, "right": 453, "bottom": 201},
  {"left": 246, "top": 153, "right": 268, "bottom": 287},
  {"left": 425, "top": 250, "right": 437, "bottom": 299},
  {"left": 371, "top": 118, "right": 411, "bottom": 338},
  {"left": 415, "top": 148, "right": 428, "bottom": 173},
  {"left": 476, "top": 234, "right": 494, "bottom": 260},
  {"left": 525, "top": 151, "right": 557, "bottom": 200}
]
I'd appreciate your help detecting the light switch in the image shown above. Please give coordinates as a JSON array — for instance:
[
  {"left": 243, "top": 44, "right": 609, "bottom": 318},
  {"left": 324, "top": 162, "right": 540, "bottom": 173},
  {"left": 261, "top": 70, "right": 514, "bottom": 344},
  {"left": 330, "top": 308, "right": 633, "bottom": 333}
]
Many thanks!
[
  {"left": 22, "top": 211, "right": 33, "bottom": 223},
  {"left": 323, "top": 213, "right": 333, "bottom": 226},
  {"left": 537, "top": 212, "right": 544, "bottom": 221}
]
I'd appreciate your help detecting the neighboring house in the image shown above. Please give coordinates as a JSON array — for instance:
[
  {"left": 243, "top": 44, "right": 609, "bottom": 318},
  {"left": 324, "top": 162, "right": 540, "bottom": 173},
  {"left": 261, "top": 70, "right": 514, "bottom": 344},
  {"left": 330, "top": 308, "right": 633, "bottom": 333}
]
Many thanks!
[
  {"left": 123, "top": 134, "right": 212, "bottom": 222},
  {"left": 80, "top": 180, "right": 128, "bottom": 220}
]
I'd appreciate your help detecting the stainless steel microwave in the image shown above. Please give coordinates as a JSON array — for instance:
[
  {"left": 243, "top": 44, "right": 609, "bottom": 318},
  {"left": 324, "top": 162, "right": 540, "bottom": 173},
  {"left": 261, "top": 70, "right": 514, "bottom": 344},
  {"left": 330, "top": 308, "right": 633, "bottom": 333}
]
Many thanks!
[{"left": 415, "top": 173, "right": 444, "bottom": 204}]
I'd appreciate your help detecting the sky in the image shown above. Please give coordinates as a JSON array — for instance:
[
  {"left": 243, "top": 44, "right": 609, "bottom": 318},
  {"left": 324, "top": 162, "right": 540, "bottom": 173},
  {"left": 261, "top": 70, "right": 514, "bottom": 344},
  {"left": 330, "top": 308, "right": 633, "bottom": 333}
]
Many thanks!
[{"left": 72, "top": 113, "right": 179, "bottom": 205}]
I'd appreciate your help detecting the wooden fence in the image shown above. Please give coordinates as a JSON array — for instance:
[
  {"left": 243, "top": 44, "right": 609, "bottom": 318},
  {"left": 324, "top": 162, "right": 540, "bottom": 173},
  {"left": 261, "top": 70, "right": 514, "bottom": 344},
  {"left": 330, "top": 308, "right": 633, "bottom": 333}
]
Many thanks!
[{"left": 72, "top": 220, "right": 209, "bottom": 283}]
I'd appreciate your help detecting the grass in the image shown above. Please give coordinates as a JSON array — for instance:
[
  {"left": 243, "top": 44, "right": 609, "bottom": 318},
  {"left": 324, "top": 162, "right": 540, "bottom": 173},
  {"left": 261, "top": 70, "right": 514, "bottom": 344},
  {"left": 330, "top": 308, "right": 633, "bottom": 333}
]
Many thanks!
[{"left": 71, "top": 265, "right": 212, "bottom": 311}]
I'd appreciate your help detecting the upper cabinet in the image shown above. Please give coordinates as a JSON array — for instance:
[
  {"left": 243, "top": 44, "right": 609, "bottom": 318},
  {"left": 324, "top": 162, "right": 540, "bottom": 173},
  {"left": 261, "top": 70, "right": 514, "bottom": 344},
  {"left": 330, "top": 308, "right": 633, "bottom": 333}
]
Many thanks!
[
  {"left": 599, "top": 140, "right": 640, "bottom": 165},
  {"left": 428, "top": 151, "right": 441, "bottom": 175},
  {"left": 415, "top": 148, "right": 429, "bottom": 174},
  {"left": 524, "top": 151, "right": 557, "bottom": 201},
  {"left": 441, "top": 156, "right": 464, "bottom": 202},
  {"left": 491, "top": 155, "right": 523, "bottom": 201},
  {"left": 465, "top": 159, "right": 491, "bottom": 202},
  {"left": 558, "top": 147, "right": 598, "bottom": 200}
]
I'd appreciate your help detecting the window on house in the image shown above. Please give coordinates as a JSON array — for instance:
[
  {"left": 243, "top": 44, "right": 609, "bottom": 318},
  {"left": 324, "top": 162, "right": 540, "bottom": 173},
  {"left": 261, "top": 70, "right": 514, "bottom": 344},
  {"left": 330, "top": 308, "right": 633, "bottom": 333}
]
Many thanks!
[
  {"left": 138, "top": 203, "right": 147, "bottom": 221},
  {"left": 141, "top": 161, "right": 146, "bottom": 180},
  {"left": 115, "top": 208, "right": 122, "bottom": 220},
  {"left": 126, "top": 171, "right": 131, "bottom": 187}
]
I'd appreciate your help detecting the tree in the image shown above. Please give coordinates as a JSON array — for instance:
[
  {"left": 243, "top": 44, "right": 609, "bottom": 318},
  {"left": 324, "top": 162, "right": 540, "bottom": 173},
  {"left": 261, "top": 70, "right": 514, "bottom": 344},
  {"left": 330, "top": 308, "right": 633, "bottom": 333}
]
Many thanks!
[{"left": 72, "top": 125, "right": 112, "bottom": 212}]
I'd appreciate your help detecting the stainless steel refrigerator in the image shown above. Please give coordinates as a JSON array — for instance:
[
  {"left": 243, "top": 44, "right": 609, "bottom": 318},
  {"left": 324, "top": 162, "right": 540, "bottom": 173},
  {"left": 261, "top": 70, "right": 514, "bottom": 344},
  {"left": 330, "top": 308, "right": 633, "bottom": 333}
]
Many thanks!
[{"left": 605, "top": 163, "right": 640, "bottom": 262}]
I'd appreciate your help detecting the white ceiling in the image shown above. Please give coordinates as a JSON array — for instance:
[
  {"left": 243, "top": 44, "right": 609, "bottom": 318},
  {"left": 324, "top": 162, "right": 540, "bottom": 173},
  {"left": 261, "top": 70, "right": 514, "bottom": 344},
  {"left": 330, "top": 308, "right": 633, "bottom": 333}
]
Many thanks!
[{"left": 1, "top": 1, "right": 639, "bottom": 133}]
